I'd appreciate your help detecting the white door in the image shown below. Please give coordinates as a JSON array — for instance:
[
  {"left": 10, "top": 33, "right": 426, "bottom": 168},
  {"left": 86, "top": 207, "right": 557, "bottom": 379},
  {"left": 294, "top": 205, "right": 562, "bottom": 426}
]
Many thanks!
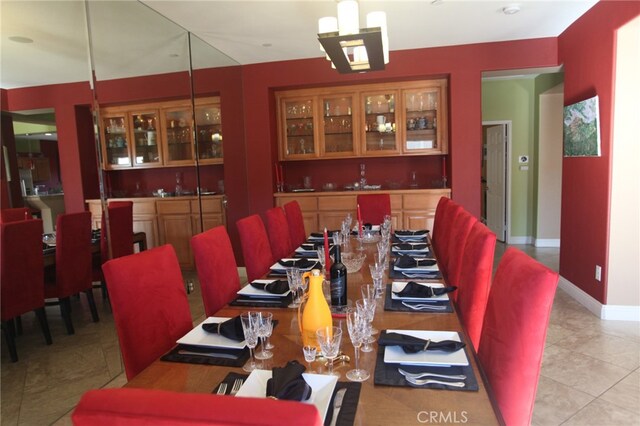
[{"left": 486, "top": 125, "right": 506, "bottom": 241}]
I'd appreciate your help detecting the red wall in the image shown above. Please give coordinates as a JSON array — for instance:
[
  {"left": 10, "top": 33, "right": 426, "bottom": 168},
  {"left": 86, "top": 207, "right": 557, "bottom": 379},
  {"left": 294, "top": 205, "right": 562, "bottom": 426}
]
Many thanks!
[{"left": 558, "top": 1, "right": 640, "bottom": 303}]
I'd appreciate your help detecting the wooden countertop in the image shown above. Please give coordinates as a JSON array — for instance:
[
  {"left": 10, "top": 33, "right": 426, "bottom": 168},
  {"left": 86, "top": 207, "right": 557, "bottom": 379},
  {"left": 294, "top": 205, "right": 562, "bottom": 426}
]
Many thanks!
[
  {"left": 86, "top": 194, "right": 225, "bottom": 203},
  {"left": 274, "top": 188, "right": 450, "bottom": 197}
]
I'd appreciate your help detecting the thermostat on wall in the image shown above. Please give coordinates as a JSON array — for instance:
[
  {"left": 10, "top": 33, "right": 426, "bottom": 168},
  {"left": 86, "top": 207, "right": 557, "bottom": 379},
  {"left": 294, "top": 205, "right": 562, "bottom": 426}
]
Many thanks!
[{"left": 518, "top": 155, "right": 529, "bottom": 164}]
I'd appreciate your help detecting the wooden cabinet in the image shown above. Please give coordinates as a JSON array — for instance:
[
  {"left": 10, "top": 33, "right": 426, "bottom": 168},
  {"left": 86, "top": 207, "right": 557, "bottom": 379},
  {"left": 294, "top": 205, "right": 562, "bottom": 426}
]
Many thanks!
[
  {"left": 100, "top": 97, "right": 221, "bottom": 170},
  {"left": 17, "top": 157, "right": 50, "bottom": 182},
  {"left": 275, "top": 189, "right": 450, "bottom": 233},
  {"left": 276, "top": 79, "right": 447, "bottom": 161}
]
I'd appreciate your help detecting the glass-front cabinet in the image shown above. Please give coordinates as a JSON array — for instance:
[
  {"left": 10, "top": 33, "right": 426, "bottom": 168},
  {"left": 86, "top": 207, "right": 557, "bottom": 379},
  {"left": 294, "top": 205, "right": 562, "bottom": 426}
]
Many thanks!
[
  {"left": 102, "top": 112, "right": 131, "bottom": 169},
  {"left": 194, "top": 99, "right": 223, "bottom": 165},
  {"left": 361, "top": 90, "right": 400, "bottom": 156},
  {"left": 130, "top": 110, "right": 162, "bottom": 167},
  {"left": 161, "top": 107, "right": 195, "bottom": 166},
  {"left": 320, "top": 95, "right": 357, "bottom": 157},
  {"left": 402, "top": 85, "right": 444, "bottom": 154},
  {"left": 280, "top": 97, "right": 317, "bottom": 160}
]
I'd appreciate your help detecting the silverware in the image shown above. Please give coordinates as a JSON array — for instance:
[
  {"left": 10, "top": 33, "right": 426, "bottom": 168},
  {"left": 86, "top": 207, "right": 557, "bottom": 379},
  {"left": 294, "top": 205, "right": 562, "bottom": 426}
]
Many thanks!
[
  {"left": 233, "top": 299, "right": 279, "bottom": 305},
  {"left": 329, "top": 388, "right": 347, "bottom": 426},
  {"left": 398, "top": 368, "right": 466, "bottom": 380},
  {"left": 230, "top": 378, "right": 243, "bottom": 395},
  {"left": 401, "top": 301, "right": 447, "bottom": 311},
  {"left": 216, "top": 383, "right": 228, "bottom": 395},
  {"left": 405, "top": 376, "right": 466, "bottom": 388},
  {"left": 178, "top": 350, "right": 239, "bottom": 360},
  {"left": 402, "top": 272, "right": 438, "bottom": 279}
]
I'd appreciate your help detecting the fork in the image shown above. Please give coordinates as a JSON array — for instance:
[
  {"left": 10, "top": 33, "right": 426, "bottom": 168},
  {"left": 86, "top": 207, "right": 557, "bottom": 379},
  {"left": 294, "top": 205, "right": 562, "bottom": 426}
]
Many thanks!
[
  {"left": 216, "top": 383, "right": 228, "bottom": 395},
  {"left": 230, "top": 378, "right": 243, "bottom": 395},
  {"left": 398, "top": 368, "right": 466, "bottom": 380},
  {"left": 402, "top": 272, "right": 438, "bottom": 279},
  {"left": 401, "top": 301, "right": 447, "bottom": 311},
  {"left": 405, "top": 376, "right": 466, "bottom": 388}
]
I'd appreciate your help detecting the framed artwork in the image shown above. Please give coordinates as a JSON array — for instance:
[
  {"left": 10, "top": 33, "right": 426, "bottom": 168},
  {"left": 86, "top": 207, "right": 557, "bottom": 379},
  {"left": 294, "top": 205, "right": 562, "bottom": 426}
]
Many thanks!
[{"left": 563, "top": 95, "right": 601, "bottom": 157}]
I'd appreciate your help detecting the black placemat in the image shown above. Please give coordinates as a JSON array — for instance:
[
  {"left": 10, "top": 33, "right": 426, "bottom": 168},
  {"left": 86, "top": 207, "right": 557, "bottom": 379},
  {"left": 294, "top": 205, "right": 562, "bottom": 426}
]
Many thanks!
[
  {"left": 373, "top": 332, "right": 479, "bottom": 392},
  {"left": 161, "top": 344, "right": 249, "bottom": 367},
  {"left": 213, "top": 372, "right": 361, "bottom": 426},
  {"left": 229, "top": 293, "right": 293, "bottom": 308},
  {"left": 383, "top": 285, "right": 453, "bottom": 313}
]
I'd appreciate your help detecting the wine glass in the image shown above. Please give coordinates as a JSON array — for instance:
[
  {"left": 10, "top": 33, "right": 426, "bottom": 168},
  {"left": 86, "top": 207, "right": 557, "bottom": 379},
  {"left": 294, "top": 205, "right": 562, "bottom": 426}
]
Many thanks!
[
  {"left": 286, "top": 267, "right": 301, "bottom": 308},
  {"left": 255, "top": 312, "right": 273, "bottom": 360},
  {"left": 316, "top": 326, "right": 342, "bottom": 377},
  {"left": 356, "top": 299, "right": 376, "bottom": 353},
  {"left": 316, "top": 247, "right": 328, "bottom": 276},
  {"left": 303, "top": 345, "right": 317, "bottom": 373},
  {"left": 369, "top": 263, "right": 385, "bottom": 299},
  {"left": 346, "top": 308, "right": 370, "bottom": 382},
  {"left": 240, "top": 312, "right": 260, "bottom": 372},
  {"left": 360, "top": 285, "right": 379, "bottom": 336}
]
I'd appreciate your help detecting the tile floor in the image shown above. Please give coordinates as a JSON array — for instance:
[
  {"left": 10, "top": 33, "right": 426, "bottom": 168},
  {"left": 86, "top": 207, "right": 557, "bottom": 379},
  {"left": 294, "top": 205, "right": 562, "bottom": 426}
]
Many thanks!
[{"left": 1, "top": 245, "right": 639, "bottom": 425}]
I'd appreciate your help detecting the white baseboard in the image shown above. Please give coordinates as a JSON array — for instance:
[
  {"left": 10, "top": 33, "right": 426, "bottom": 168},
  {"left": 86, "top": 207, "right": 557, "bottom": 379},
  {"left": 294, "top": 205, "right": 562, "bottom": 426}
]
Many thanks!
[
  {"left": 508, "top": 236, "right": 533, "bottom": 245},
  {"left": 534, "top": 238, "right": 560, "bottom": 248},
  {"left": 558, "top": 276, "right": 640, "bottom": 321}
]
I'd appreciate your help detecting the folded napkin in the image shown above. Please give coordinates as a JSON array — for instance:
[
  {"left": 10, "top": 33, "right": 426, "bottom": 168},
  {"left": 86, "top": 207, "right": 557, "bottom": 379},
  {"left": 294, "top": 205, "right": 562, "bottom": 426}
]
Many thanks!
[
  {"left": 395, "top": 230, "right": 428, "bottom": 236},
  {"left": 309, "top": 230, "right": 339, "bottom": 239},
  {"left": 250, "top": 280, "right": 289, "bottom": 294},
  {"left": 393, "top": 243, "right": 428, "bottom": 251},
  {"left": 393, "top": 282, "right": 457, "bottom": 298},
  {"left": 395, "top": 255, "right": 438, "bottom": 269},
  {"left": 277, "top": 259, "right": 316, "bottom": 269},
  {"left": 201, "top": 317, "right": 245, "bottom": 341},
  {"left": 266, "top": 360, "right": 312, "bottom": 401},
  {"left": 378, "top": 332, "right": 466, "bottom": 354}
]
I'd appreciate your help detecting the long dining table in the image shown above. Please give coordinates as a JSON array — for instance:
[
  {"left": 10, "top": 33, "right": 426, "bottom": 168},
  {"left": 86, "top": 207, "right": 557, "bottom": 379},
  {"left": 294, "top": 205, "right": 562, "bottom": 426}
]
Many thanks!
[{"left": 124, "top": 235, "right": 502, "bottom": 425}]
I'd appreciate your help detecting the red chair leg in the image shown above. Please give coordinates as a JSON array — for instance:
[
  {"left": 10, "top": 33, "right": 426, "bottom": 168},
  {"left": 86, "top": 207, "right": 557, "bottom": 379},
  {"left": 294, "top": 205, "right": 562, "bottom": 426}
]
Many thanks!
[
  {"left": 34, "top": 307, "right": 53, "bottom": 345},
  {"left": 2, "top": 320, "right": 19, "bottom": 362},
  {"left": 85, "top": 289, "right": 100, "bottom": 323},
  {"left": 59, "top": 297, "right": 75, "bottom": 335}
]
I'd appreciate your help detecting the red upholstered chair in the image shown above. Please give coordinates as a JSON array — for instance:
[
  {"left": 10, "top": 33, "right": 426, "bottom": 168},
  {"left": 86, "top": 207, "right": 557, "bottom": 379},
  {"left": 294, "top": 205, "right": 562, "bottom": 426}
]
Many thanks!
[
  {"left": 431, "top": 196, "right": 452, "bottom": 243},
  {"left": 191, "top": 226, "right": 241, "bottom": 316},
  {"left": 477, "top": 248, "right": 558, "bottom": 426},
  {"left": 445, "top": 209, "right": 477, "bottom": 293},
  {"left": 434, "top": 203, "right": 462, "bottom": 276},
  {"left": 73, "top": 388, "right": 323, "bottom": 426},
  {"left": 0, "top": 207, "right": 31, "bottom": 223},
  {"left": 357, "top": 193, "right": 391, "bottom": 225},
  {"left": 237, "top": 214, "right": 275, "bottom": 282},
  {"left": 45, "top": 212, "right": 99, "bottom": 335},
  {"left": 102, "top": 245, "right": 192, "bottom": 380},
  {"left": 284, "top": 200, "right": 307, "bottom": 248},
  {"left": 455, "top": 222, "right": 496, "bottom": 350},
  {"left": 1, "top": 219, "right": 52, "bottom": 362},
  {"left": 265, "top": 206, "right": 294, "bottom": 260}
]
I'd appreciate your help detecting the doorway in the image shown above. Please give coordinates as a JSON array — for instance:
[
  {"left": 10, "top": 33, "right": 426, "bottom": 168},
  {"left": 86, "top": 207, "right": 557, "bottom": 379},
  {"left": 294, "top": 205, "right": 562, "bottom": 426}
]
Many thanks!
[{"left": 482, "top": 121, "right": 510, "bottom": 242}]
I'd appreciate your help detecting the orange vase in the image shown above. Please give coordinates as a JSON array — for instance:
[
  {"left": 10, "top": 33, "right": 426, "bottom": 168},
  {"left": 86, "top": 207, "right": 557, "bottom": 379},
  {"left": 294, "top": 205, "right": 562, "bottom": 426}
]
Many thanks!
[{"left": 298, "top": 269, "right": 333, "bottom": 349}]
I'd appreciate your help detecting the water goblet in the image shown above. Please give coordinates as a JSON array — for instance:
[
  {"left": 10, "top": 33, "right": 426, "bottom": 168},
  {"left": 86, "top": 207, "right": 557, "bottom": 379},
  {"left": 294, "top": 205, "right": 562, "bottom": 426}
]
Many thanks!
[
  {"left": 240, "top": 312, "right": 260, "bottom": 372},
  {"left": 316, "top": 247, "right": 327, "bottom": 275},
  {"left": 369, "top": 263, "right": 385, "bottom": 298},
  {"left": 302, "top": 345, "right": 317, "bottom": 373},
  {"left": 316, "top": 326, "right": 342, "bottom": 377},
  {"left": 346, "top": 308, "right": 370, "bottom": 382},
  {"left": 360, "top": 285, "right": 379, "bottom": 335},
  {"left": 255, "top": 312, "right": 273, "bottom": 360},
  {"left": 332, "top": 231, "right": 341, "bottom": 247},
  {"left": 286, "top": 267, "right": 301, "bottom": 308},
  {"left": 356, "top": 299, "right": 377, "bottom": 352}
]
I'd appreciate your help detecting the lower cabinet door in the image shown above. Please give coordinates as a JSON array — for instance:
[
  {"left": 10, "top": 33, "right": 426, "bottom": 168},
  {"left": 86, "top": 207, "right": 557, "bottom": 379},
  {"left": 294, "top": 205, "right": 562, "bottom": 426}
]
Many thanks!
[
  {"left": 192, "top": 214, "right": 224, "bottom": 235},
  {"left": 132, "top": 215, "right": 158, "bottom": 250},
  {"left": 403, "top": 211, "right": 435, "bottom": 232},
  {"left": 158, "top": 214, "right": 193, "bottom": 267}
]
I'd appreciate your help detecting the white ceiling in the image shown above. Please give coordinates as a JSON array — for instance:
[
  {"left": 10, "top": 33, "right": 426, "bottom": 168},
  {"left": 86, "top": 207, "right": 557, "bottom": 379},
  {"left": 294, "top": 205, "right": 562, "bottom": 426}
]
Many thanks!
[{"left": 1, "top": 0, "right": 597, "bottom": 90}]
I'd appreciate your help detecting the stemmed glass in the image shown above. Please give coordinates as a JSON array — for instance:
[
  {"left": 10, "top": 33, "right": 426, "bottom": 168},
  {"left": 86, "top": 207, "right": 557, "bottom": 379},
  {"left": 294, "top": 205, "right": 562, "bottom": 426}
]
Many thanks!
[
  {"left": 316, "top": 247, "right": 332, "bottom": 277},
  {"left": 240, "top": 312, "right": 260, "bottom": 372},
  {"left": 286, "top": 267, "right": 301, "bottom": 308},
  {"left": 255, "top": 312, "right": 273, "bottom": 360},
  {"left": 356, "top": 299, "right": 377, "bottom": 353},
  {"left": 361, "top": 285, "right": 379, "bottom": 335},
  {"left": 302, "top": 345, "right": 317, "bottom": 373},
  {"left": 316, "top": 326, "right": 342, "bottom": 377},
  {"left": 346, "top": 307, "right": 370, "bottom": 382},
  {"left": 369, "top": 263, "right": 385, "bottom": 299}
]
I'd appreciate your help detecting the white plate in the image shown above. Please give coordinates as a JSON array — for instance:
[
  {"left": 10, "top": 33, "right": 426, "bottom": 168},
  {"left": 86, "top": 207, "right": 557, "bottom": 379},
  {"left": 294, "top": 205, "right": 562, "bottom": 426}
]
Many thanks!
[
  {"left": 238, "top": 280, "right": 290, "bottom": 298},
  {"left": 270, "top": 258, "right": 319, "bottom": 272},
  {"left": 383, "top": 330, "right": 468, "bottom": 367},
  {"left": 176, "top": 317, "right": 246, "bottom": 349},
  {"left": 394, "top": 262, "right": 440, "bottom": 272},
  {"left": 392, "top": 245, "right": 429, "bottom": 253},
  {"left": 390, "top": 282, "right": 448, "bottom": 301},
  {"left": 235, "top": 369, "right": 338, "bottom": 421}
]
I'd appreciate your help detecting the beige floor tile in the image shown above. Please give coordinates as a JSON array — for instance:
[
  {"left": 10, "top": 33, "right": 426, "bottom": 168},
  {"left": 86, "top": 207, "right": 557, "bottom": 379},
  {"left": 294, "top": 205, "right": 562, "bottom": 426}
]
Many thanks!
[
  {"left": 532, "top": 376, "right": 594, "bottom": 426},
  {"left": 554, "top": 331, "right": 640, "bottom": 370},
  {"left": 562, "top": 398, "right": 640, "bottom": 426},
  {"left": 599, "top": 370, "right": 640, "bottom": 417},
  {"left": 541, "top": 345, "right": 631, "bottom": 397},
  {"left": 51, "top": 411, "right": 73, "bottom": 426}
]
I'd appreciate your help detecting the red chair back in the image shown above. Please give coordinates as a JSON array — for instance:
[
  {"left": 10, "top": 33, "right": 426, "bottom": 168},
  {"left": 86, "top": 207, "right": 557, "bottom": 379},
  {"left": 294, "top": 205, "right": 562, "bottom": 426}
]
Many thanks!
[
  {"left": 283, "top": 201, "right": 306, "bottom": 248},
  {"left": 1, "top": 219, "right": 44, "bottom": 320},
  {"left": 237, "top": 214, "right": 274, "bottom": 282},
  {"left": 478, "top": 248, "right": 558, "bottom": 426},
  {"left": 73, "top": 388, "right": 323, "bottom": 426},
  {"left": 455, "top": 221, "right": 496, "bottom": 350},
  {"left": 265, "top": 207, "right": 293, "bottom": 260},
  {"left": 0, "top": 207, "right": 31, "bottom": 223},
  {"left": 101, "top": 201, "right": 133, "bottom": 262},
  {"left": 102, "top": 245, "right": 192, "bottom": 380},
  {"left": 191, "top": 226, "right": 241, "bottom": 316},
  {"left": 445, "top": 209, "right": 477, "bottom": 291},
  {"left": 357, "top": 194, "right": 391, "bottom": 225},
  {"left": 49, "top": 212, "right": 92, "bottom": 298},
  {"left": 434, "top": 203, "right": 462, "bottom": 273},
  {"left": 431, "top": 196, "right": 451, "bottom": 241}
]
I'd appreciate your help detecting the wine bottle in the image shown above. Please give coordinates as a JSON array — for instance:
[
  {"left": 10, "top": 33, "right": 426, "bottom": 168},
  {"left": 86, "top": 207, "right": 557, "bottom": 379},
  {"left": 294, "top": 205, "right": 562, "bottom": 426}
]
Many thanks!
[{"left": 330, "top": 245, "right": 347, "bottom": 307}]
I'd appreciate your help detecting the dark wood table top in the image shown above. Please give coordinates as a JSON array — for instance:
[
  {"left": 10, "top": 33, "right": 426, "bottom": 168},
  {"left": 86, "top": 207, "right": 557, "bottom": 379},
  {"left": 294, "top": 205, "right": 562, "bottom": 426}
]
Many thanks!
[{"left": 43, "top": 232, "right": 147, "bottom": 268}]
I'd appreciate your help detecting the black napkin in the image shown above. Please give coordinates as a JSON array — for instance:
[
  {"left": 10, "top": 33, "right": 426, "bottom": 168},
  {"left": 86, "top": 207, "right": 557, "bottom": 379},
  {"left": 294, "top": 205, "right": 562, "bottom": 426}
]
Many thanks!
[
  {"left": 395, "top": 255, "right": 437, "bottom": 269},
  {"left": 393, "top": 282, "right": 457, "bottom": 298},
  {"left": 278, "top": 259, "right": 316, "bottom": 269},
  {"left": 301, "top": 242, "right": 333, "bottom": 250},
  {"left": 266, "top": 360, "right": 312, "bottom": 401},
  {"left": 394, "top": 243, "right": 428, "bottom": 251},
  {"left": 310, "top": 230, "right": 339, "bottom": 238},
  {"left": 378, "top": 332, "right": 465, "bottom": 354},
  {"left": 250, "top": 280, "right": 290, "bottom": 294},
  {"left": 395, "top": 230, "right": 428, "bottom": 236},
  {"left": 201, "top": 316, "right": 245, "bottom": 341}
]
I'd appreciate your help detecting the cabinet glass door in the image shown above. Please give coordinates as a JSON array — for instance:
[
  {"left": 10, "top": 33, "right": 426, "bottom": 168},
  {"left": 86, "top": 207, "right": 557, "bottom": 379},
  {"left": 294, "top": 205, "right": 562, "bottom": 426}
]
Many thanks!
[
  {"left": 321, "top": 95, "right": 355, "bottom": 156},
  {"left": 283, "top": 98, "right": 316, "bottom": 158},
  {"left": 102, "top": 114, "right": 131, "bottom": 168},
  {"left": 403, "top": 88, "right": 439, "bottom": 152},
  {"left": 362, "top": 91, "right": 399, "bottom": 155},
  {"left": 163, "top": 108, "right": 195, "bottom": 165},
  {"left": 195, "top": 104, "right": 222, "bottom": 164},
  {"left": 131, "top": 111, "right": 162, "bottom": 167}
]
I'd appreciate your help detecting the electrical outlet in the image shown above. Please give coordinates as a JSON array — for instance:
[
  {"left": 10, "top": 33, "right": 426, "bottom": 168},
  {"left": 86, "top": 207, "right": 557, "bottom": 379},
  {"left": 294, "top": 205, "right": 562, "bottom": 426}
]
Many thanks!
[{"left": 595, "top": 265, "right": 602, "bottom": 281}]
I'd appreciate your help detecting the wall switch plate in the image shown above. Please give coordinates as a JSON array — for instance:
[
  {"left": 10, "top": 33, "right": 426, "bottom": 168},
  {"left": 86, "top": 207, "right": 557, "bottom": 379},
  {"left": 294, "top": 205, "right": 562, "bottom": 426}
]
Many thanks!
[
  {"left": 595, "top": 265, "right": 602, "bottom": 281},
  {"left": 519, "top": 165, "right": 529, "bottom": 171}
]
